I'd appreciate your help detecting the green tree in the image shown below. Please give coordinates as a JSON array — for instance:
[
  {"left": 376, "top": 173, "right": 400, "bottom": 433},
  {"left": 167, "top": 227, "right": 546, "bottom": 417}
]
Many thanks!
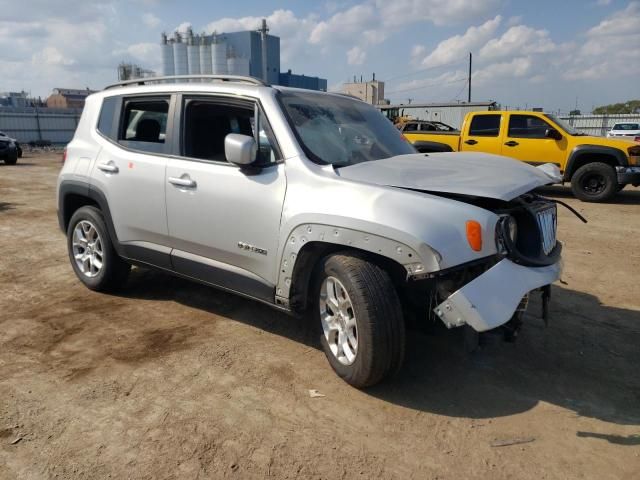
[{"left": 592, "top": 100, "right": 640, "bottom": 114}]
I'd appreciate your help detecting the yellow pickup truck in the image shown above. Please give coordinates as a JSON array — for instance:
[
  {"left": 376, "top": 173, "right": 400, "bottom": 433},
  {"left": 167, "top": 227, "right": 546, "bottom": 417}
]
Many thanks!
[{"left": 400, "top": 112, "right": 640, "bottom": 202}]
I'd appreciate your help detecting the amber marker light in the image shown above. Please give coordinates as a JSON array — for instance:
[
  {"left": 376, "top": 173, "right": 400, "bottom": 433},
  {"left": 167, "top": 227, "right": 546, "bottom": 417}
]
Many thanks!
[{"left": 466, "top": 220, "right": 482, "bottom": 251}]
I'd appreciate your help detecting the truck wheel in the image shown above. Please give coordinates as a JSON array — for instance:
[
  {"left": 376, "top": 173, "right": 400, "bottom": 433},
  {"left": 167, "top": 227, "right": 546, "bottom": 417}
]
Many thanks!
[
  {"left": 67, "top": 206, "right": 130, "bottom": 292},
  {"left": 313, "top": 253, "right": 405, "bottom": 388},
  {"left": 4, "top": 150, "right": 18, "bottom": 165},
  {"left": 570, "top": 162, "right": 617, "bottom": 202}
]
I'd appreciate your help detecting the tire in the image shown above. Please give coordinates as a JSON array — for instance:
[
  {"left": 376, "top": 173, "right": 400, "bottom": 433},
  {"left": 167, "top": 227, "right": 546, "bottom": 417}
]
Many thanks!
[
  {"left": 312, "top": 253, "right": 405, "bottom": 388},
  {"left": 3, "top": 150, "right": 18, "bottom": 165},
  {"left": 570, "top": 162, "right": 617, "bottom": 202},
  {"left": 616, "top": 183, "right": 626, "bottom": 192},
  {"left": 67, "top": 206, "right": 130, "bottom": 292}
]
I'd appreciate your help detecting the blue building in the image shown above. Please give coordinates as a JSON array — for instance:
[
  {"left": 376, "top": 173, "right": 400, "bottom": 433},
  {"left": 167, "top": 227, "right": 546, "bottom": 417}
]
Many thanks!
[{"left": 279, "top": 70, "right": 327, "bottom": 91}]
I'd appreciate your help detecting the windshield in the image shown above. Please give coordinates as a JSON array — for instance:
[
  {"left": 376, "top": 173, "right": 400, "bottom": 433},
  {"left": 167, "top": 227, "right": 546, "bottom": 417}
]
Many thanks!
[
  {"left": 279, "top": 91, "right": 416, "bottom": 166},
  {"left": 613, "top": 123, "right": 639, "bottom": 130},
  {"left": 544, "top": 114, "right": 582, "bottom": 136}
]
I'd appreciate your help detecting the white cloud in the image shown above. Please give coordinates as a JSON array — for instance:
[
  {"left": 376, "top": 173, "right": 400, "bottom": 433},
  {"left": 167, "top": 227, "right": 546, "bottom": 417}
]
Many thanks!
[
  {"left": 142, "top": 13, "right": 161, "bottom": 29},
  {"left": 32, "top": 46, "right": 75, "bottom": 67},
  {"left": 309, "top": 4, "right": 378, "bottom": 45},
  {"left": 419, "top": 15, "right": 502, "bottom": 68},
  {"left": 347, "top": 46, "right": 367, "bottom": 65},
  {"left": 479, "top": 25, "right": 555, "bottom": 60},
  {"left": 174, "top": 22, "right": 192, "bottom": 33},
  {"left": 563, "top": 1, "right": 640, "bottom": 80},
  {"left": 376, "top": 0, "right": 502, "bottom": 27}
]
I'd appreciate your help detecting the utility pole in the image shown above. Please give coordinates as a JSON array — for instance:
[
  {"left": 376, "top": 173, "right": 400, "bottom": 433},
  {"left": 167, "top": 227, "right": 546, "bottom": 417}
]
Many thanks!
[
  {"left": 258, "top": 19, "right": 269, "bottom": 82},
  {"left": 468, "top": 52, "right": 472, "bottom": 103}
]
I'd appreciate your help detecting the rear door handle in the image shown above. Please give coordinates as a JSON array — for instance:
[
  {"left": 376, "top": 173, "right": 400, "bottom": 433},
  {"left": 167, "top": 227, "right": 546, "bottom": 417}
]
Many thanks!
[
  {"left": 504, "top": 141, "right": 519, "bottom": 147},
  {"left": 97, "top": 162, "right": 119, "bottom": 173},
  {"left": 464, "top": 139, "right": 478, "bottom": 145},
  {"left": 168, "top": 176, "right": 197, "bottom": 188}
]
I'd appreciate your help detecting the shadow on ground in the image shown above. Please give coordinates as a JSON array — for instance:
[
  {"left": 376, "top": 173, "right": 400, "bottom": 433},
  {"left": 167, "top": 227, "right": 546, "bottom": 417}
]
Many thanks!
[
  {"left": 117, "top": 268, "right": 640, "bottom": 427},
  {"left": 0, "top": 202, "right": 17, "bottom": 212}
]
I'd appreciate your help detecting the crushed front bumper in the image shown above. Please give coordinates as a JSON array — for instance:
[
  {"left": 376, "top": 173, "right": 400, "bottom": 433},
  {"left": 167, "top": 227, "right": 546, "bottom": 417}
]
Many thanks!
[{"left": 434, "top": 258, "right": 561, "bottom": 332}]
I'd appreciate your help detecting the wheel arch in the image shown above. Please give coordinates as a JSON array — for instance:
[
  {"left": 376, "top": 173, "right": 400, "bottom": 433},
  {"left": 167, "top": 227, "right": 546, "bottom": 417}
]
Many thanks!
[
  {"left": 275, "top": 223, "right": 433, "bottom": 311},
  {"left": 286, "top": 241, "right": 410, "bottom": 314},
  {"left": 58, "top": 180, "right": 123, "bottom": 256},
  {"left": 564, "top": 145, "right": 627, "bottom": 180}
]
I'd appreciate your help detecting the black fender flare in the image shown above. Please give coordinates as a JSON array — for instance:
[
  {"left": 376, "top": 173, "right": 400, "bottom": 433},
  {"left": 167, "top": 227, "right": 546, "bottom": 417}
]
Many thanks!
[
  {"left": 564, "top": 145, "right": 628, "bottom": 180},
  {"left": 412, "top": 141, "right": 454, "bottom": 153}
]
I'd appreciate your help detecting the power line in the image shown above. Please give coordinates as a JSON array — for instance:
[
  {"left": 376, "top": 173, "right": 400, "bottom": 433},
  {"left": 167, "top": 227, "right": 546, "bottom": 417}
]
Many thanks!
[{"left": 384, "top": 60, "right": 466, "bottom": 83}]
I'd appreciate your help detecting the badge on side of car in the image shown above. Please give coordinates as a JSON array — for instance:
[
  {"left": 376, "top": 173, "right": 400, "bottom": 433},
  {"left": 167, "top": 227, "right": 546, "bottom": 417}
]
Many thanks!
[{"left": 237, "top": 241, "right": 267, "bottom": 255}]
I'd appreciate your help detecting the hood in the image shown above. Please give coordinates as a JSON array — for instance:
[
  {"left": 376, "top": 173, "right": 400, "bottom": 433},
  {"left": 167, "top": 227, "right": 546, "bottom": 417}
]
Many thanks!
[
  {"left": 582, "top": 135, "right": 637, "bottom": 148},
  {"left": 336, "top": 152, "right": 561, "bottom": 201}
]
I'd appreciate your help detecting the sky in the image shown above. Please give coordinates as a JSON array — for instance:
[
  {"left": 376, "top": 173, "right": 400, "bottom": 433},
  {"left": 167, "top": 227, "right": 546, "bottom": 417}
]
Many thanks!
[{"left": 1, "top": 0, "right": 639, "bottom": 113}]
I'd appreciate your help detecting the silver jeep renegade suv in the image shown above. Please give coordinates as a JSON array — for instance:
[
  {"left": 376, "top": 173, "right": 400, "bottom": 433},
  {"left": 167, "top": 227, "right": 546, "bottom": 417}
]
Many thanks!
[{"left": 57, "top": 75, "right": 563, "bottom": 387}]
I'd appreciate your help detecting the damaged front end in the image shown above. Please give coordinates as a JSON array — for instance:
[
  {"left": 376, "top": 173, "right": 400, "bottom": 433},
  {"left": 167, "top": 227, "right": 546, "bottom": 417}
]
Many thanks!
[{"left": 413, "top": 194, "right": 562, "bottom": 339}]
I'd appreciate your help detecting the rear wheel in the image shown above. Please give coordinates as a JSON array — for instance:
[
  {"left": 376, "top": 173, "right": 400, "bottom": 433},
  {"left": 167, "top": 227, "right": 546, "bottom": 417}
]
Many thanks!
[
  {"left": 313, "top": 253, "right": 405, "bottom": 388},
  {"left": 67, "top": 206, "right": 130, "bottom": 292},
  {"left": 570, "top": 162, "right": 617, "bottom": 202}
]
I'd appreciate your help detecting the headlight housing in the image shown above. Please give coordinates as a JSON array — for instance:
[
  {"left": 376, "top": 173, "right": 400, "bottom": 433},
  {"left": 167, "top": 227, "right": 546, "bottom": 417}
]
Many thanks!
[{"left": 496, "top": 215, "right": 518, "bottom": 254}]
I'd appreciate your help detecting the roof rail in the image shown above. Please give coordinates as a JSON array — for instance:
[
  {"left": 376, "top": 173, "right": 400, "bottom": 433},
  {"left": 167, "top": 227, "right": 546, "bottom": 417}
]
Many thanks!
[{"left": 104, "top": 75, "right": 268, "bottom": 90}]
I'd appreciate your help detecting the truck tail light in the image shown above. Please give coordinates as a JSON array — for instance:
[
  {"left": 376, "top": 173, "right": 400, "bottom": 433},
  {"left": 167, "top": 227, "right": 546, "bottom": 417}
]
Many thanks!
[
  {"left": 62, "top": 148, "right": 67, "bottom": 163},
  {"left": 466, "top": 220, "right": 482, "bottom": 252}
]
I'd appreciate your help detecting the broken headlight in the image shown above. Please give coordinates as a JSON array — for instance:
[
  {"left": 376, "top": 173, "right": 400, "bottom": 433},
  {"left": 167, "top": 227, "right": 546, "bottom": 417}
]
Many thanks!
[{"left": 496, "top": 215, "right": 518, "bottom": 254}]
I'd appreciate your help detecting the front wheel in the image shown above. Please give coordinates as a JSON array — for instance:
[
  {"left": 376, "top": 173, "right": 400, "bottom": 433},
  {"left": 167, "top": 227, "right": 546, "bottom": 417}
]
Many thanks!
[
  {"left": 570, "top": 162, "right": 617, "bottom": 202},
  {"left": 313, "top": 253, "right": 405, "bottom": 388}
]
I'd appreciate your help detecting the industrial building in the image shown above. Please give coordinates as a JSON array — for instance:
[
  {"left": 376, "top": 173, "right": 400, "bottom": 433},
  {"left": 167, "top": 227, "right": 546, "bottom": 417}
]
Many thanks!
[
  {"left": 117, "top": 62, "right": 156, "bottom": 81},
  {"left": 0, "top": 92, "right": 29, "bottom": 109},
  {"left": 46, "top": 88, "right": 96, "bottom": 109},
  {"left": 342, "top": 77, "right": 385, "bottom": 105},
  {"left": 161, "top": 21, "right": 326, "bottom": 90}
]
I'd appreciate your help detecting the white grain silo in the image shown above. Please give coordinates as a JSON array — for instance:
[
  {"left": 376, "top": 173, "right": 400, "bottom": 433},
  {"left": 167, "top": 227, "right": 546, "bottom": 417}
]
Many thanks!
[
  {"left": 186, "top": 28, "right": 200, "bottom": 77},
  {"left": 211, "top": 33, "right": 228, "bottom": 75},
  {"left": 199, "top": 33, "right": 212, "bottom": 75},
  {"left": 161, "top": 32, "right": 175, "bottom": 76},
  {"left": 173, "top": 31, "right": 188, "bottom": 76}
]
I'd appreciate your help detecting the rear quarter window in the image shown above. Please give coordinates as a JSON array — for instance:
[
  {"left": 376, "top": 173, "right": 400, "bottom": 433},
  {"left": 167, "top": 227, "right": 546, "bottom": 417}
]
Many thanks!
[{"left": 97, "top": 96, "right": 119, "bottom": 138}]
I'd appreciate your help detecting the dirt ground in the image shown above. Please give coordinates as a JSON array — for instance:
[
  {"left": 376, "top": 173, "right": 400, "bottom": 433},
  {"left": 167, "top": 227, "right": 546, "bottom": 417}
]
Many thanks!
[{"left": 0, "top": 152, "right": 639, "bottom": 479}]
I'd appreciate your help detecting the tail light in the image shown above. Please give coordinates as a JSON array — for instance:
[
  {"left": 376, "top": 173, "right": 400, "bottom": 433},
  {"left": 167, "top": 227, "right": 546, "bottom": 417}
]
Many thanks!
[
  {"left": 634, "top": 136, "right": 640, "bottom": 143},
  {"left": 62, "top": 148, "right": 67, "bottom": 163}
]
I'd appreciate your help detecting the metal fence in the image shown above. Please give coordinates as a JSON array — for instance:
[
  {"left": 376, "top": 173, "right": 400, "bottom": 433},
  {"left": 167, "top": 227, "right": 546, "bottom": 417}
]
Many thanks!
[
  {"left": 557, "top": 114, "right": 640, "bottom": 137},
  {"left": 0, "top": 106, "right": 82, "bottom": 144}
]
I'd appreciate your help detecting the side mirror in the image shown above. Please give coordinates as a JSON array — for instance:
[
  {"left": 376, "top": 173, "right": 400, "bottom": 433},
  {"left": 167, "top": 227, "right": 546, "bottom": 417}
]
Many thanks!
[
  {"left": 225, "top": 133, "right": 256, "bottom": 167},
  {"left": 545, "top": 128, "right": 563, "bottom": 141}
]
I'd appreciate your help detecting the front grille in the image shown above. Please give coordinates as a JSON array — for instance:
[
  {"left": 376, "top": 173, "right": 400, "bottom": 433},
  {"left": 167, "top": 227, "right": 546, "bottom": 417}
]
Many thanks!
[{"left": 536, "top": 205, "right": 557, "bottom": 255}]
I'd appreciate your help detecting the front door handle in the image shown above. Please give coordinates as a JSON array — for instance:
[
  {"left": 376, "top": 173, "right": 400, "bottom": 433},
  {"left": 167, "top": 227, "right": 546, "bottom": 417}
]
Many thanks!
[
  {"left": 464, "top": 139, "right": 478, "bottom": 145},
  {"left": 168, "top": 176, "right": 197, "bottom": 188},
  {"left": 97, "top": 162, "right": 119, "bottom": 173},
  {"left": 504, "top": 141, "right": 519, "bottom": 147}
]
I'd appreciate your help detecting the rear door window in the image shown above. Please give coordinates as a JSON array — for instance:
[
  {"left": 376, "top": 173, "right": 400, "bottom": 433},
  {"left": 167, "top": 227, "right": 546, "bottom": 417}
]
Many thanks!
[
  {"left": 468, "top": 115, "right": 501, "bottom": 137},
  {"left": 118, "top": 97, "right": 170, "bottom": 154}
]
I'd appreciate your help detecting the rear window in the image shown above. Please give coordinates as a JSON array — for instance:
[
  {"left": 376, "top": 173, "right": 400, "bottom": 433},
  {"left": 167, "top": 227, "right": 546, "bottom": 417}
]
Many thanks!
[
  {"left": 468, "top": 115, "right": 501, "bottom": 137},
  {"left": 612, "top": 123, "right": 639, "bottom": 130}
]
